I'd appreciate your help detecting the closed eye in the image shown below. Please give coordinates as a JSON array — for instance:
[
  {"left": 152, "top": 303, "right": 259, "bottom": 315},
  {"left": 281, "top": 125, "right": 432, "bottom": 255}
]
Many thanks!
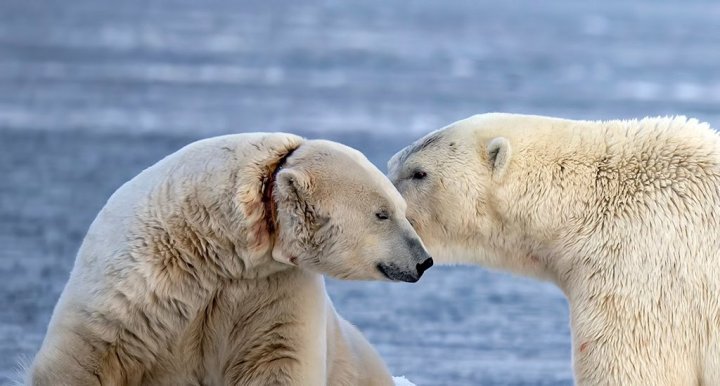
[
  {"left": 412, "top": 170, "right": 427, "bottom": 180},
  {"left": 375, "top": 211, "right": 390, "bottom": 220}
]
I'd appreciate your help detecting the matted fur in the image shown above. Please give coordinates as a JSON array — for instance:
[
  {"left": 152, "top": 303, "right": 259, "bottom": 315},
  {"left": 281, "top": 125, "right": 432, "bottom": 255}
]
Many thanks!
[{"left": 389, "top": 113, "right": 720, "bottom": 386}]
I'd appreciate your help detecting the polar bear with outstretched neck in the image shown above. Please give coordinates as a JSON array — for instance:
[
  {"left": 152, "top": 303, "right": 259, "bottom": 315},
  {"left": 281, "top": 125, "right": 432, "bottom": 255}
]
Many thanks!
[
  {"left": 27, "top": 133, "right": 433, "bottom": 386},
  {"left": 388, "top": 113, "right": 720, "bottom": 385}
]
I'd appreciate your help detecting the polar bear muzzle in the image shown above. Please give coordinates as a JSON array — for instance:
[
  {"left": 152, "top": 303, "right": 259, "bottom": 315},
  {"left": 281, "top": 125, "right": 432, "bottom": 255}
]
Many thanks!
[{"left": 376, "top": 237, "right": 434, "bottom": 282}]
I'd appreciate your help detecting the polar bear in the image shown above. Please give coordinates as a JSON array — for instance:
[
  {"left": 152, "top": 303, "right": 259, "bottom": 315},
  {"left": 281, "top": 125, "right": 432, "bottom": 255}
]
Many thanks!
[
  {"left": 388, "top": 113, "right": 720, "bottom": 386},
  {"left": 27, "top": 133, "right": 433, "bottom": 386}
]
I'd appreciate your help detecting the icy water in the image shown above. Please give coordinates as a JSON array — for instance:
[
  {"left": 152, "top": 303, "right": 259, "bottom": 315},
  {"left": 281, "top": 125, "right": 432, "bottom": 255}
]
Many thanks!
[{"left": 2, "top": 0, "right": 720, "bottom": 384}]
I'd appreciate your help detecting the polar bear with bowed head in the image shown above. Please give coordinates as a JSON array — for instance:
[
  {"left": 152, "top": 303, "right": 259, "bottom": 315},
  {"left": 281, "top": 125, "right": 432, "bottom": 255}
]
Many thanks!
[
  {"left": 388, "top": 113, "right": 720, "bottom": 386},
  {"left": 27, "top": 133, "right": 433, "bottom": 386}
]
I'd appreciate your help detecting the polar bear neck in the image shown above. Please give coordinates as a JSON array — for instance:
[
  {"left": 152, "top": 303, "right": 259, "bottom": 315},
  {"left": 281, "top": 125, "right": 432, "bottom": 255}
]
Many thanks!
[{"left": 501, "top": 117, "right": 720, "bottom": 290}]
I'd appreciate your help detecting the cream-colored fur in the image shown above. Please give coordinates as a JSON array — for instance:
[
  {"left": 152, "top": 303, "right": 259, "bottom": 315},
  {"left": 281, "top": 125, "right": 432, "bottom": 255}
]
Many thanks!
[
  {"left": 388, "top": 113, "right": 720, "bottom": 386},
  {"left": 27, "top": 133, "right": 432, "bottom": 386}
]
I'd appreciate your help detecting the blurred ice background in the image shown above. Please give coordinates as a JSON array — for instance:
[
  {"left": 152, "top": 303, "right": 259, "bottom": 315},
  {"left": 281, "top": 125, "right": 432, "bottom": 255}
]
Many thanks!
[{"left": 1, "top": 0, "right": 719, "bottom": 385}]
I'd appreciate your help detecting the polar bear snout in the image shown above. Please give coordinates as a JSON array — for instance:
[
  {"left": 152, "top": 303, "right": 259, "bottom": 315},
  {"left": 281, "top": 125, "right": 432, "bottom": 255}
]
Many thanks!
[
  {"left": 416, "top": 256, "right": 434, "bottom": 276},
  {"left": 376, "top": 237, "right": 433, "bottom": 282}
]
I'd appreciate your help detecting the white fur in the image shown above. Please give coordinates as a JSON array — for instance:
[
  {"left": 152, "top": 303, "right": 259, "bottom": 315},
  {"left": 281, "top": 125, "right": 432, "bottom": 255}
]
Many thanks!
[
  {"left": 27, "top": 133, "right": 429, "bottom": 386},
  {"left": 389, "top": 113, "right": 720, "bottom": 386}
]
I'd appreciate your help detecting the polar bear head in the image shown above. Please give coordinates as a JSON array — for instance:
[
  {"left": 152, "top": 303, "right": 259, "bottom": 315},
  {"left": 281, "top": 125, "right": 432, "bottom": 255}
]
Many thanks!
[
  {"left": 387, "top": 113, "right": 578, "bottom": 279},
  {"left": 271, "top": 140, "right": 433, "bottom": 282}
]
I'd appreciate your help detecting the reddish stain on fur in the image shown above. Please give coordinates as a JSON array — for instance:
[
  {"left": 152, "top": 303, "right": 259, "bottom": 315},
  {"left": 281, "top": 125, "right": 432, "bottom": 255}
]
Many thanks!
[{"left": 579, "top": 341, "right": 589, "bottom": 353}]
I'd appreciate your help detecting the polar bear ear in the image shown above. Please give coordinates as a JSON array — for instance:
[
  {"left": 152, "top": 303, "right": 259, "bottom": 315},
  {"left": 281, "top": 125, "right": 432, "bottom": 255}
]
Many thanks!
[
  {"left": 275, "top": 168, "right": 312, "bottom": 203},
  {"left": 486, "top": 137, "right": 511, "bottom": 177}
]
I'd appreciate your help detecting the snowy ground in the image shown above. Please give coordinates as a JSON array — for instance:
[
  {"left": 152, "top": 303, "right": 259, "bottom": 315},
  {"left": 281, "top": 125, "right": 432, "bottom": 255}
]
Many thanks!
[{"left": 2, "top": 0, "right": 719, "bottom": 384}]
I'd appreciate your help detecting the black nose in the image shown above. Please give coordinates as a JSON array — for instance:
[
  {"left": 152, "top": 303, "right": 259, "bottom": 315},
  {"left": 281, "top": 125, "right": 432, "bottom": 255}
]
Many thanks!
[{"left": 415, "top": 257, "right": 434, "bottom": 277}]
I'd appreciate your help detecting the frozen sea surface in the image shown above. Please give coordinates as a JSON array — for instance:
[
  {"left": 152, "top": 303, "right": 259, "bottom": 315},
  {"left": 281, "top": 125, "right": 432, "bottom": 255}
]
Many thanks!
[{"left": 2, "top": 0, "right": 720, "bottom": 385}]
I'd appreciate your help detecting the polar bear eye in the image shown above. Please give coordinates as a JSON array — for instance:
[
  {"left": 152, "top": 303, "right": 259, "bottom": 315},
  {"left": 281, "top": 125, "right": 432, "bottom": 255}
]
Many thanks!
[
  {"left": 412, "top": 170, "right": 427, "bottom": 180},
  {"left": 375, "top": 211, "right": 390, "bottom": 220}
]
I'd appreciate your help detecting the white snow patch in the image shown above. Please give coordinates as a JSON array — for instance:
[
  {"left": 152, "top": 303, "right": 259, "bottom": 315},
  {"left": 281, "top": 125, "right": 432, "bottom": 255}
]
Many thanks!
[{"left": 393, "top": 376, "right": 416, "bottom": 386}]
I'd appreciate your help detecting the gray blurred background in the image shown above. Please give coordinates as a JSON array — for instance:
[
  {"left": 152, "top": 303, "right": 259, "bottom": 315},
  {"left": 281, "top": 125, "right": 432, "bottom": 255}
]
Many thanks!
[{"left": 1, "top": 0, "right": 719, "bottom": 385}]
